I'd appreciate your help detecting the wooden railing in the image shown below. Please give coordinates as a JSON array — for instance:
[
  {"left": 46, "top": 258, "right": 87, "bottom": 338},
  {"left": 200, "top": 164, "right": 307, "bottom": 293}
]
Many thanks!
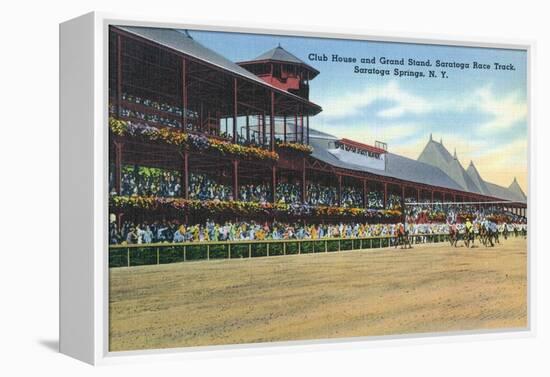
[{"left": 109, "top": 233, "right": 450, "bottom": 268}]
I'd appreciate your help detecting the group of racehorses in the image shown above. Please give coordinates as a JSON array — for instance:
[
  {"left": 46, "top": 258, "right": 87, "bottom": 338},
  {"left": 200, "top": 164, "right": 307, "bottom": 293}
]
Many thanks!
[
  {"left": 393, "top": 222, "right": 510, "bottom": 250},
  {"left": 448, "top": 222, "right": 506, "bottom": 248}
]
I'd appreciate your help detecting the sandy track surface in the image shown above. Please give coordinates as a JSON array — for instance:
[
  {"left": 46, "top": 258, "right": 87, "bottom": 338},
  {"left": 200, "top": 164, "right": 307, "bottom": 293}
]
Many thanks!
[{"left": 109, "top": 237, "right": 527, "bottom": 351}]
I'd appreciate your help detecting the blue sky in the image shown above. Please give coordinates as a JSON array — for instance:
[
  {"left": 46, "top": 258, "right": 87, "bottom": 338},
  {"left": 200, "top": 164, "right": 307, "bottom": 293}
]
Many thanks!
[{"left": 188, "top": 29, "right": 528, "bottom": 190}]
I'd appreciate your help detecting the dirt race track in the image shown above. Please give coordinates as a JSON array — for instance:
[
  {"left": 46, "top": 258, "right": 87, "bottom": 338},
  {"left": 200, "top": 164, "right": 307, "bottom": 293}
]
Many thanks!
[{"left": 109, "top": 237, "right": 528, "bottom": 351}]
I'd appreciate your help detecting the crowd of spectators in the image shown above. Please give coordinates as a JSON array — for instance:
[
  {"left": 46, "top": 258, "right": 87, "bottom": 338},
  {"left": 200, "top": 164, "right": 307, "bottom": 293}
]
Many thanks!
[
  {"left": 306, "top": 183, "right": 338, "bottom": 206},
  {"left": 276, "top": 182, "right": 302, "bottom": 204},
  {"left": 109, "top": 218, "right": 527, "bottom": 245},
  {"left": 188, "top": 173, "right": 232, "bottom": 201},
  {"left": 115, "top": 165, "right": 181, "bottom": 197},
  {"left": 367, "top": 191, "right": 384, "bottom": 208},
  {"left": 239, "top": 183, "right": 272, "bottom": 203},
  {"left": 341, "top": 186, "right": 363, "bottom": 208}
]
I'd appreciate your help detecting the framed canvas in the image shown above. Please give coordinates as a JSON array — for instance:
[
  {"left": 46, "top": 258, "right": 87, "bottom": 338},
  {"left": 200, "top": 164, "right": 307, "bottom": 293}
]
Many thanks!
[{"left": 60, "top": 12, "right": 534, "bottom": 365}]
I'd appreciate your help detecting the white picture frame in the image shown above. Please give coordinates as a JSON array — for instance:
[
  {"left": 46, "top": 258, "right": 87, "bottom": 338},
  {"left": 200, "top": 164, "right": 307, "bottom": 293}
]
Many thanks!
[{"left": 59, "top": 11, "right": 535, "bottom": 365}]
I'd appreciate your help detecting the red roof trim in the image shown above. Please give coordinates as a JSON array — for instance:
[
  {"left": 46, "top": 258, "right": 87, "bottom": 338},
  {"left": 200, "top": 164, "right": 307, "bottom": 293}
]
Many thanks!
[{"left": 338, "top": 138, "right": 387, "bottom": 154}]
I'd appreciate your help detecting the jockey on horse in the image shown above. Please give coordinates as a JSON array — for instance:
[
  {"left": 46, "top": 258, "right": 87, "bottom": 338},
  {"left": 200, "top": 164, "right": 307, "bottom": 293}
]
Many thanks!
[
  {"left": 449, "top": 221, "right": 458, "bottom": 247},
  {"left": 394, "top": 222, "right": 412, "bottom": 249},
  {"left": 464, "top": 218, "right": 474, "bottom": 248}
]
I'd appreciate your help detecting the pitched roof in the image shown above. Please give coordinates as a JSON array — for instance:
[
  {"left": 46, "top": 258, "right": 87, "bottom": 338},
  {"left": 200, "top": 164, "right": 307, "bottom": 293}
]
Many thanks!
[
  {"left": 466, "top": 161, "right": 492, "bottom": 195},
  {"left": 254, "top": 46, "right": 306, "bottom": 64},
  {"left": 240, "top": 45, "right": 320, "bottom": 77},
  {"left": 418, "top": 139, "right": 481, "bottom": 194},
  {"left": 113, "top": 26, "right": 321, "bottom": 112},
  {"left": 508, "top": 177, "right": 527, "bottom": 200},
  {"left": 485, "top": 182, "right": 526, "bottom": 203}
]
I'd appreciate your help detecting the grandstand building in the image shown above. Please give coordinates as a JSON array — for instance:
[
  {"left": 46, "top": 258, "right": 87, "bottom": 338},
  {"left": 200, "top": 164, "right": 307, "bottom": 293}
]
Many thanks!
[{"left": 108, "top": 25, "right": 527, "bottom": 225}]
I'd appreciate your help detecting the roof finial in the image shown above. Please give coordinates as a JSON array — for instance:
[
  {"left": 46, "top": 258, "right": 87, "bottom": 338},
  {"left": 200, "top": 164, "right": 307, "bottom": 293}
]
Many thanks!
[
  {"left": 440, "top": 137, "right": 443, "bottom": 144},
  {"left": 453, "top": 148, "right": 457, "bottom": 159},
  {"left": 183, "top": 29, "right": 193, "bottom": 39},
  {"left": 429, "top": 133, "right": 432, "bottom": 141},
  {"left": 278, "top": 42, "right": 281, "bottom": 48}
]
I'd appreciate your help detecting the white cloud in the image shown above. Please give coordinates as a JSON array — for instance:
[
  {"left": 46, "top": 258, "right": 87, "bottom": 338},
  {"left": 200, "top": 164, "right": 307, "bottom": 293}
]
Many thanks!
[
  {"left": 319, "top": 81, "right": 433, "bottom": 119},
  {"left": 318, "top": 81, "right": 527, "bottom": 136}
]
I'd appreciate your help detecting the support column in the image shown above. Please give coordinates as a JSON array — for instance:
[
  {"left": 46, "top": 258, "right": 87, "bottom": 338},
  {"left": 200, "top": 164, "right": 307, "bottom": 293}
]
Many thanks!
[
  {"left": 401, "top": 185, "right": 405, "bottom": 209},
  {"left": 300, "top": 112, "right": 304, "bottom": 144},
  {"left": 283, "top": 115, "right": 287, "bottom": 143},
  {"left": 182, "top": 151, "right": 189, "bottom": 199},
  {"left": 383, "top": 182, "right": 388, "bottom": 209},
  {"left": 272, "top": 166, "right": 277, "bottom": 204},
  {"left": 232, "top": 160, "right": 239, "bottom": 201},
  {"left": 431, "top": 190, "right": 434, "bottom": 203},
  {"left": 417, "top": 188, "right": 421, "bottom": 203},
  {"left": 338, "top": 175, "right": 342, "bottom": 206},
  {"left": 270, "top": 91, "right": 275, "bottom": 151},
  {"left": 114, "top": 142, "right": 123, "bottom": 194},
  {"left": 306, "top": 115, "right": 310, "bottom": 144},
  {"left": 363, "top": 179, "right": 368, "bottom": 209},
  {"left": 262, "top": 113, "right": 266, "bottom": 145},
  {"left": 246, "top": 113, "right": 250, "bottom": 143},
  {"left": 302, "top": 158, "right": 307, "bottom": 204},
  {"left": 294, "top": 113, "right": 298, "bottom": 143},
  {"left": 233, "top": 78, "right": 238, "bottom": 143},
  {"left": 181, "top": 57, "right": 187, "bottom": 130},
  {"left": 116, "top": 35, "right": 123, "bottom": 117}
]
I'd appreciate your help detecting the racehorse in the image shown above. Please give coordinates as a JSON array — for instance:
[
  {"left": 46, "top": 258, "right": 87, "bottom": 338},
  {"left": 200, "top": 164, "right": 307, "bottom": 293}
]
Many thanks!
[
  {"left": 394, "top": 224, "right": 412, "bottom": 249},
  {"left": 479, "top": 223, "right": 493, "bottom": 247},
  {"left": 449, "top": 224, "right": 458, "bottom": 247},
  {"left": 463, "top": 226, "right": 475, "bottom": 248}
]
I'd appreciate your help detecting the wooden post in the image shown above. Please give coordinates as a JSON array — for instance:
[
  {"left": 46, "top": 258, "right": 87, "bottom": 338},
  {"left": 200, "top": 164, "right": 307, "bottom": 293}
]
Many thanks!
[
  {"left": 338, "top": 175, "right": 342, "bottom": 206},
  {"left": 246, "top": 113, "right": 250, "bottom": 143},
  {"left": 267, "top": 243, "right": 270, "bottom": 257},
  {"left": 294, "top": 112, "right": 298, "bottom": 142},
  {"left": 283, "top": 115, "right": 287, "bottom": 143},
  {"left": 302, "top": 158, "right": 307, "bottom": 204},
  {"left": 233, "top": 78, "right": 238, "bottom": 143},
  {"left": 417, "top": 188, "right": 421, "bottom": 203},
  {"left": 306, "top": 114, "right": 310, "bottom": 144},
  {"left": 207, "top": 245, "right": 210, "bottom": 260},
  {"left": 233, "top": 160, "right": 239, "bottom": 201},
  {"left": 127, "top": 248, "right": 130, "bottom": 268},
  {"left": 114, "top": 142, "right": 123, "bottom": 194},
  {"left": 248, "top": 244, "right": 252, "bottom": 258},
  {"left": 272, "top": 166, "right": 277, "bottom": 204},
  {"left": 363, "top": 179, "right": 368, "bottom": 208},
  {"left": 383, "top": 182, "right": 388, "bottom": 209},
  {"left": 181, "top": 57, "right": 187, "bottom": 130},
  {"left": 262, "top": 113, "right": 267, "bottom": 145},
  {"left": 270, "top": 91, "right": 275, "bottom": 151},
  {"left": 401, "top": 185, "right": 405, "bottom": 209},
  {"left": 300, "top": 112, "right": 304, "bottom": 143},
  {"left": 182, "top": 151, "right": 189, "bottom": 199},
  {"left": 156, "top": 247, "right": 160, "bottom": 265},
  {"left": 116, "top": 34, "right": 123, "bottom": 117}
]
